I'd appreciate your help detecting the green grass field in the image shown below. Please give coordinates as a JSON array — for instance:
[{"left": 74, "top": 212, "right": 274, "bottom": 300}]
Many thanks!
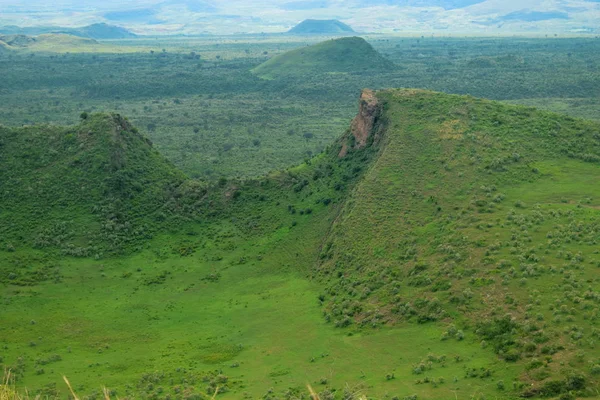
[
  {"left": 2, "top": 89, "right": 600, "bottom": 399},
  {"left": 0, "top": 198, "right": 515, "bottom": 399},
  {"left": 1, "top": 33, "right": 600, "bottom": 400}
]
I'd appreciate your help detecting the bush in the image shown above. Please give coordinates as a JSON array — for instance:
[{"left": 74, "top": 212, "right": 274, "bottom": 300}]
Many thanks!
[
  {"left": 565, "top": 373, "right": 586, "bottom": 390},
  {"left": 540, "top": 380, "right": 566, "bottom": 397},
  {"left": 504, "top": 349, "right": 521, "bottom": 362},
  {"left": 559, "top": 394, "right": 575, "bottom": 400}
]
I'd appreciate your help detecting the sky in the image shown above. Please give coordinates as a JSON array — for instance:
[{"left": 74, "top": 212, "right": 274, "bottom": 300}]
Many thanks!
[{"left": 0, "top": 0, "right": 598, "bottom": 34}]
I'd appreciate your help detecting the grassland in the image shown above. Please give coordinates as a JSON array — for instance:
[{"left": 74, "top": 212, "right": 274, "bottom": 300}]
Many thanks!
[
  {"left": 2, "top": 88, "right": 600, "bottom": 399},
  {"left": 0, "top": 36, "right": 598, "bottom": 180},
  {"left": 1, "top": 32, "right": 600, "bottom": 399}
]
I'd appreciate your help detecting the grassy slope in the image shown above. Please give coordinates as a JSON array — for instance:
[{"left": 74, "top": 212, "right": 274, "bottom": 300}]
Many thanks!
[
  {"left": 2, "top": 90, "right": 600, "bottom": 399},
  {"left": 319, "top": 89, "right": 600, "bottom": 397},
  {"left": 0, "top": 113, "right": 186, "bottom": 257},
  {"left": 251, "top": 37, "right": 393, "bottom": 79},
  {"left": 504, "top": 98, "right": 600, "bottom": 122}
]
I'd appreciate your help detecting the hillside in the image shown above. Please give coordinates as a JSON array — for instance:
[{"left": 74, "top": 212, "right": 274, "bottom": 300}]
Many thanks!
[
  {"left": 0, "top": 33, "right": 101, "bottom": 52},
  {"left": 0, "top": 113, "right": 185, "bottom": 257},
  {"left": 319, "top": 89, "right": 600, "bottom": 397},
  {"left": 288, "top": 19, "right": 355, "bottom": 34},
  {"left": 1, "top": 90, "right": 600, "bottom": 399},
  {"left": 252, "top": 37, "right": 394, "bottom": 79},
  {"left": 62, "top": 23, "right": 137, "bottom": 39},
  {"left": 0, "top": 34, "right": 36, "bottom": 48}
]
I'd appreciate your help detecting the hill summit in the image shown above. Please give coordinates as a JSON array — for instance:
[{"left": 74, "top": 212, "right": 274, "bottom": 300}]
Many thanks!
[
  {"left": 288, "top": 19, "right": 355, "bottom": 34},
  {"left": 0, "top": 113, "right": 186, "bottom": 256},
  {"left": 251, "top": 37, "right": 393, "bottom": 79},
  {"left": 64, "top": 23, "right": 137, "bottom": 39}
]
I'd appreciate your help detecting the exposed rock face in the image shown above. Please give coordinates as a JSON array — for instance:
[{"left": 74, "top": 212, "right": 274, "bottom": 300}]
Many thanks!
[{"left": 339, "top": 89, "right": 383, "bottom": 157}]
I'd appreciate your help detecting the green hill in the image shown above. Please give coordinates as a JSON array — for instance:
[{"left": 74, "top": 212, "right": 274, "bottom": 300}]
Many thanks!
[
  {"left": 252, "top": 37, "right": 394, "bottom": 79},
  {"left": 0, "top": 113, "right": 186, "bottom": 257},
  {"left": 319, "top": 89, "right": 600, "bottom": 397},
  {"left": 0, "top": 34, "right": 36, "bottom": 48},
  {"left": 0, "top": 33, "right": 100, "bottom": 52},
  {"left": 31, "top": 33, "right": 99, "bottom": 48},
  {"left": 65, "top": 23, "right": 137, "bottom": 40},
  {"left": 2, "top": 90, "right": 600, "bottom": 399},
  {"left": 288, "top": 19, "right": 355, "bottom": 34}
]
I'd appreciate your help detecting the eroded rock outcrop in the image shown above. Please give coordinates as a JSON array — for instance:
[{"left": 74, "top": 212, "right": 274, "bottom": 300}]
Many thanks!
[{"left": 339, "top": 89, "right": 383, "bottom": 157}]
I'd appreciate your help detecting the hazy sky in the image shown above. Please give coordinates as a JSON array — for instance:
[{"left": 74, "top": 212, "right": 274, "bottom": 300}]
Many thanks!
[{"left": 0, "top": 0, "right": 598, "bottom": 34}]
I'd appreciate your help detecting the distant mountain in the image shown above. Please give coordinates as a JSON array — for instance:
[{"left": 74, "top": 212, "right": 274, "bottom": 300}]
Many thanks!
[
  {"left": 0, "top": 25, "right": 59, "bottom": 36},
  {"left": 252, "top": 36, "right": 393, "bottom": 79},
  {"left": 0, "top": 34, "right": 36, "bottom": 47},
  {"left": 67, "top": 23, "right": 137, "bottom": 39},
  {"left": 103, "top": 1, "right": 218, "bottom": 24},
  {"left": 103, "top": 8, "right": 158, "bottom": 23},
  {"left": 0, "top": 0, "right": 598, "bottom": 35},
  {"left": 350, "top": 0, "right": 486, "bottom": 9},
  {"left": 288, "top": 19, "right": 355, "bottom": 34},
  {"left": 0, "top": 23, "right": 136, "bottom": 40},
  {"left": 0, "top": 33, "right": 98, "bottom": 49}
]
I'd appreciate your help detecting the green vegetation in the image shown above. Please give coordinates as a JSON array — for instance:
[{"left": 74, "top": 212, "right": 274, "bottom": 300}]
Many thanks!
[
  {"left": 1, "top": 34, "right": 600, "bottom": 398},
  {"left": 288, "top": 19, "right": 355, "bottom": 34},
  {"left": 0, "top": 113, "right": 185, "bottom": 256},
  {"left": 0, "top": 36, "right": 598, "bottom": 181},
  {"left": 1, "top": 87, "right": 600, "bottom": 399},
  {"left": 251, "top": 37, "right": 394, "bottom": 80},
  {"left": 0, "top": 34, "right": 102, "bottom": 52}
]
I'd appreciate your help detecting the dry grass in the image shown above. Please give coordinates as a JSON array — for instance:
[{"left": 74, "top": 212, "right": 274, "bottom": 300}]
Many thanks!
[{"left": 0, "top": 371, "right": 38, "bottom": 400}]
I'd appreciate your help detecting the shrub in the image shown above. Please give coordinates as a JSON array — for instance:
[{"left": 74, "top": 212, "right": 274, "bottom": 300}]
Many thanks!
[
  {"left": 565, "top": 373, "right": 586, "bottom": 390},
  {"left": 540, "top": 380, "right": 565, "bottom": 397},
  {"left": 559, "top": 394, "right": 575, "bottom": 400},
  {"left": 503, "top": 349, "right": 521, "bottom": 362}
]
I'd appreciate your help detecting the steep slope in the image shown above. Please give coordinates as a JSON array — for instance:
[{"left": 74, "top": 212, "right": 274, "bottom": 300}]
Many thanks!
[
  {"left": 251, "top": 37, "right": 394, "bottom": 79},
  {"left": 0, "top": 114, "right": 186, "bottom": 256},
  {"left": 318, "top": 89, "right": 600, "bottom": 397},
  {"left": 288, "top": 19, "right": 355, "bottom": 34}
]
